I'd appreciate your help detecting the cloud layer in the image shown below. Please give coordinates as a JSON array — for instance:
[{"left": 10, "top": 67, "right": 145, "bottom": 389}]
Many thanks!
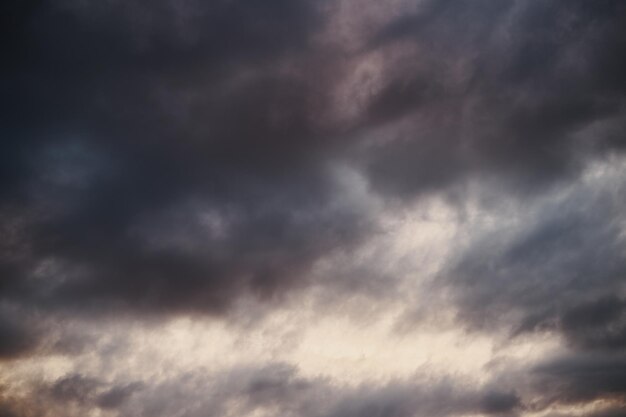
[{"left": 2, "top": 0, "right": 626, "bottom": 416}]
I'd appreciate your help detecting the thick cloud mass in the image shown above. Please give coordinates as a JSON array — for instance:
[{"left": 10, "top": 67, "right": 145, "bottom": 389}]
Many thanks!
[{"left": 1, "top": 0, "right": 626, "bottom": 416}]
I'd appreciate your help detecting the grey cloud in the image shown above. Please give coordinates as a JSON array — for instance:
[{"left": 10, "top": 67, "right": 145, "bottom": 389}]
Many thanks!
[
  {"left": 96, "top": 383, "right": 144, "bottom": 410},
  {"left": 0, "top": 310, "right": 39, "bottom": 360},
  {"left": 1, "top": 0, "right": 626, "bottom": 333},
  {"left": 360, "top": 0, "right": 626, "bottom": 198},
  {"left": 531, "top": 353, "right": 626, "bottom": 406},
  {"left": 540, "top": 409, "right": 626, "bottom": 417},
  {"left": 480, "top": 390, "right": 522, "bottom": 415},
  {"left": 446, "top": 168, "right": 626, "bottom": 341},
  {"left": 585, "top": 406, "right": 626, "bottom": 417},
  {"left": 0, "top": 0, "right": 373, "bottom": 331},
  {"left": 49, "top": 374, "right": 101, "bottom": 404},
  {"left": 0, "top": 364, "right": 527, "bottom": 417},
  {"left": 560, "top": 296, "right": 626, "bottom": 351},
  {"left": 2, "top": 1, "right": 626, "bottom": 415},
  {"left": 0, "top": 320, "right": 35, "bottom": 360}
]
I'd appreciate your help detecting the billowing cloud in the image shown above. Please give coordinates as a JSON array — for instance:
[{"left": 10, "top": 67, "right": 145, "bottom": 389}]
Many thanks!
[{"left": 1, "top": 0, "right": 626, "bottom": 416}]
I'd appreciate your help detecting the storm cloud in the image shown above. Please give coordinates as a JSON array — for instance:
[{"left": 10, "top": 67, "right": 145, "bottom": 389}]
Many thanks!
[{"left": 1, "top": 0, "right": 626, "bottom": 416}]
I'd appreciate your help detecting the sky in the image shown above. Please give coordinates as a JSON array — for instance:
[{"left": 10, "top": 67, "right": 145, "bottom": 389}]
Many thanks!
[{"left": 1, "top": 1, "right": 626, "bottom": 416}]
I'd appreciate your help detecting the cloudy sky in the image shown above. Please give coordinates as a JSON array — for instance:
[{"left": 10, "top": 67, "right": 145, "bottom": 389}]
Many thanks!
[{"left": 2, "top": 1, "right": 626, "bottom": 416}]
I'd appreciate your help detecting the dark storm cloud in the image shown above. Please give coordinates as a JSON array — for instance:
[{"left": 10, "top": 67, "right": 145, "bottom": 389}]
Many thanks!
[
  {"left": 2, "top": 5, "right": 626, "bottom": 417},
  {"left": 532, "top": 354, "right": 626, "bottom": 405},
  {"left": 362, "top": 0, "right": 626, "bottom": 197},
  {"left": 560, "top": 296, "right": 626, "bottom": 351},
  {"left": 0, "top": 0, "right": 372, "bottom": 329},
  {"left": 0, "top": 313, "right": 37, "bottom": 359},
  {"left": 1, "top": 0, "right": 625, "bottom": 318},
  {"left": 480, "top": 390, "right": 521, "bottom": 415},
  {"left": 469, "top": 352, "right": 626, "bottom": 415}
]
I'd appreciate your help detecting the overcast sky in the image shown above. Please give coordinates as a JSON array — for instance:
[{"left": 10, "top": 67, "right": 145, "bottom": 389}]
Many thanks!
[{"left": 2, "top": 1, "right": 626, "bottom": 416}]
